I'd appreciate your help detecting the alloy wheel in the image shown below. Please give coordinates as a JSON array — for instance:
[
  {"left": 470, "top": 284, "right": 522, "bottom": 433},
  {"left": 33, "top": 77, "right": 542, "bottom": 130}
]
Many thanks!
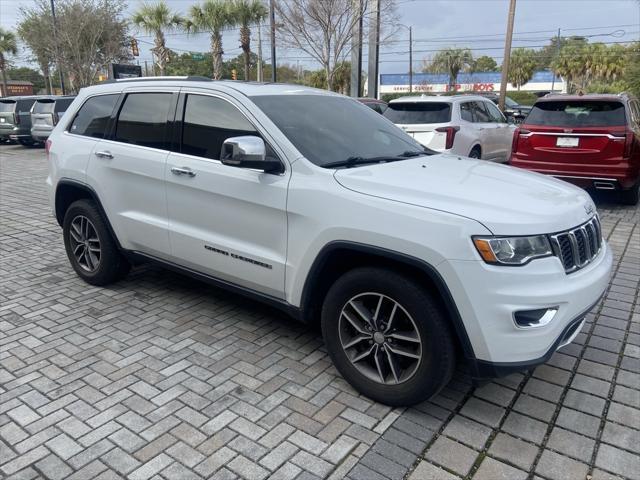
[
  {"left": 69, "top": 215, "right": 101, "bottom": 272},
  {"left": 338, "top": 292, "right": 422, "bottom": 385}
]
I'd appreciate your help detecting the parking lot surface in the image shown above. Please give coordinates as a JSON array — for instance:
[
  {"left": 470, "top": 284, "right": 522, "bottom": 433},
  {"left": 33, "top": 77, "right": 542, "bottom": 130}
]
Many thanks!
[{"left": 1, "top": 144, "right": 638, "bottom": 480}]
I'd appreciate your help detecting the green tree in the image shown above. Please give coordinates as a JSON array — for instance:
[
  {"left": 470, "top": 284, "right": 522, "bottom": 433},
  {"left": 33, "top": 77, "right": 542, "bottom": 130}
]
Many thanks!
[
  {"left": 551, "top": 42, "right": 588, "bottom": 93},
  {"left": 188, "top": 0, "right": 234, "bottom": 80},
  {"left": 0, "top": 28, "right": 18, "bottom": 97},
  {"left": 132, "top": 1, "right": 185, "bottom": 76},
  {"left": 166, "top": 50, "right": 213, "bottom": 77},
  {"left": 623, "top": 42, "right": 640, "bottom": 96},
  {"left": 508, "top": 48, "right": 537, "bottom": 90},
  {"left": 469, "top": 55, "right": 497, "bottom": 73},
  {"left": 17, "top": 12, "right": 54, "bottom": 93},
  {"left": 229, "top": 0, "right": 267, "bottom": 81},
  {"left": 6, "top": 67, "right": 46, "bottom": 92},
  {"left": 429, "top": 48, "right": 473, "bottom": 90}
]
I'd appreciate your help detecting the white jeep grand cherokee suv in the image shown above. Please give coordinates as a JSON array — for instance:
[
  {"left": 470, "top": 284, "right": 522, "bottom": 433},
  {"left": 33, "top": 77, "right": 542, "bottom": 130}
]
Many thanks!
[{"left": 47, "top": 78, "right": 612, "bottom": 406}]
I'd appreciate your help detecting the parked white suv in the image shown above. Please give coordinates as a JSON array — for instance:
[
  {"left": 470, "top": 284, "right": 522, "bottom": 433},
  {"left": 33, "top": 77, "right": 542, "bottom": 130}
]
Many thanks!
[
  {"left": 383, "top": 94, "right": 514, "bottom": 162},
  {"left": 47, "top": 78, "right": 612, "bottom": 406}
]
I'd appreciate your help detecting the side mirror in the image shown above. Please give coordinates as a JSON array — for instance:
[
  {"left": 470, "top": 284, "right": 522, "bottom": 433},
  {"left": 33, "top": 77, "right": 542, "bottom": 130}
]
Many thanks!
[{"left": 220, "top": 136, "right": 282, "bottom": 173}]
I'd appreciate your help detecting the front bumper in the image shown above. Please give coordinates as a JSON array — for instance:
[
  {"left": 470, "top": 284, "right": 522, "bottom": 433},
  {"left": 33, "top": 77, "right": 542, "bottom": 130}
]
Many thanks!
[{"left": 439, "top": 240, "right": 612, "bottom": 375}]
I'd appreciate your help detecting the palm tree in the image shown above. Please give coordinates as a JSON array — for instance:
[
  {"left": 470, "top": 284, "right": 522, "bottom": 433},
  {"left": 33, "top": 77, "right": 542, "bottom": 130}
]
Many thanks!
[
  {"left": 132, "top": 1, "right": 184, "bottom": 76},
  {"left": 430, "top": 48, "right": 473, "bottom": 91},
  {"left": 508, "top": 49, "right": 537, "bottom": 90},
  {"left": 229, "top": 0, "right": 267, "bottom": 81},
  {"left": 188, "top": 0, "right": 234, "bottom": 80},
  {"left": 0, "top": 28, "right": 18, "bottom": 97}
]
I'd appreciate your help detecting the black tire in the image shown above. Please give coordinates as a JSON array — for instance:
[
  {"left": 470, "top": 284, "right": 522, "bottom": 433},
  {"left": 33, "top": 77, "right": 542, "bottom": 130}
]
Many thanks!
[
  {"left": 18, "top": 139, "right": 36, "bottom": 147},
  {"left": 620, "top": 184, "right": 639, "bottom": 206},
  {"left": 321, "top": 267, "right": 456, "bottom": 406},
  {"left": 469, "top": 147, "right": 481, "bottom": 159},
  {"left": 63, "top": 199, "right": 130, "bottom": 286}
]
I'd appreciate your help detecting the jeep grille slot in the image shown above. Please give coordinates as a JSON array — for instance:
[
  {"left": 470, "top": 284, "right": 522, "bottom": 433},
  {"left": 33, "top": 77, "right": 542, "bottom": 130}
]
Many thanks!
[{"left": 550, "top": 216, "right": 602, "bottom": 274}]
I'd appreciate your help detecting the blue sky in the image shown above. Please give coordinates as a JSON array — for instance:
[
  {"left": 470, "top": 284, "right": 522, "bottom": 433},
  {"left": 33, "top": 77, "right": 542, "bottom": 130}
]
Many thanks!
[{"left": 1, "top": 0, "right": 638, "bottom": 74}]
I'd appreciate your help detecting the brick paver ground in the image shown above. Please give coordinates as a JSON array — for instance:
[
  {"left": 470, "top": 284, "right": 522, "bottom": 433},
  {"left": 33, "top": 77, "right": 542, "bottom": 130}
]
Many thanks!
[{"left": 1, "top": 144, "right": 638, "bottom": 480}]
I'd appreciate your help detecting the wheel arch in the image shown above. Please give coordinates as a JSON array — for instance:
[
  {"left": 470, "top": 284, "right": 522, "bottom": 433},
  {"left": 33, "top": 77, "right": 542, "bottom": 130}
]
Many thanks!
[
  {"left": 55, "top": 179, "right": 123, "bottom": 249},
  {"left": 299, "top": 241, "right": 475, "bottom": 360},
  {"left": 470, "top": 144, "right": 482, "bottom": 157}
]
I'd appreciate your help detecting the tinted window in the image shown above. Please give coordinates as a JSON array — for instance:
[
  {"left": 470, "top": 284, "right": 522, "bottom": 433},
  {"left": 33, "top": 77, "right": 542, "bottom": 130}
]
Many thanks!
[
  {"left": 251, "top": 95, "right": 426, "bottom": 167},
  {"left": 115, "top": 93, "right": 172, "bottom": 149},
  {"left": 383, "top": 102, "right": 451, "bottom": 124},
  {"left": 484, "top": 101, "right": 505, "bottom": 123},
  {"left": 470, "top": 102, "right": 490, "bottom": 122},
  {"left": 69, "top": 94, "right": 119, "bottom": 138},
  {"left": 16, "top": 99, "right": 36, "bottom": 112},
  {"left": 33, "top": 100, "right": 55, "bottom": 114},
  {"left": 55, "top": 98, "right": 74, "bottom": 113},
  {"left": 181, "top": 95, "right": 258, "bottom": 159},
  {"left": 460, "top": 102, "right": 474, "bottom": 122},
  {"left": 526, "top": 101, "right": 627, "bottom": 127},
  {"left": 0, "top": 100, "right": 16, "bottom": 112}
]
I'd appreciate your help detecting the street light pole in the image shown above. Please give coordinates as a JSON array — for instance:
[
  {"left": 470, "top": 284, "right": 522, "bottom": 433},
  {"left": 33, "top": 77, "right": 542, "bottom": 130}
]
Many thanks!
[
  {"left": 550, "top": 27, "right": 560, "bottom": 92},
  {"left": 269, "top": 0, "right": 276, "bottom": 82},
  {"left": 498, "top": 0, "right": 516, "bottom": 111},
  {"left": 50, "top": 0, "right": 66, "bottom": 95},
  {"left": 409, "top": 26, "right": 413, "bottom": 93}
]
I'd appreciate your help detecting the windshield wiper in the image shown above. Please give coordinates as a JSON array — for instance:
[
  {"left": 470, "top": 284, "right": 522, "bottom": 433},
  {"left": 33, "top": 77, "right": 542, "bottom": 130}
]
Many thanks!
[{"left": 323, "top": 156, "right": 405, "bottom": 169}]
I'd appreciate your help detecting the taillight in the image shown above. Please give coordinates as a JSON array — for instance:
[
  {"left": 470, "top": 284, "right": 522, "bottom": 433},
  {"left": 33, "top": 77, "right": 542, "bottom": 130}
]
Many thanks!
[
  {"left": 511, "top": 127, "right": 530, "bottom": 153},
  {"left": 435, "top": 126, "right": 460, "bottom": 150},
  {"left": 45, "top": 139, "right": 52, "bottom": 159}
]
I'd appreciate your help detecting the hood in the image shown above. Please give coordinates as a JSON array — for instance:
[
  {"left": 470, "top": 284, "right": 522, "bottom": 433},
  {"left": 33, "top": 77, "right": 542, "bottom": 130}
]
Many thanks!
[{"left": 333, "top": 154, "right": 595, "bottom": 235}]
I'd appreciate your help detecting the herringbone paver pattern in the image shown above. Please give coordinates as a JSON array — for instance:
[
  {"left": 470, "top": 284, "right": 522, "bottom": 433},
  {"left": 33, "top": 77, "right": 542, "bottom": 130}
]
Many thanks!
[{"left": 1, "top": 145, "right": 638, "bottom": 480}]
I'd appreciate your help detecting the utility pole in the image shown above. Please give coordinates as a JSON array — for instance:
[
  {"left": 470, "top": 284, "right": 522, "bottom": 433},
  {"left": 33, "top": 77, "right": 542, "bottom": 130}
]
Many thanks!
[
  {"left": 270, "top": 0, "right": 276, "bottom": 82},
  {"left": 367, "top": 0, "right": 381, "bottom": 99},
  {"left": 50, "top": 0, "right": 66, "bottom": 94},
  {"left": 350, "top": 0, "right": 363, "bottom": 97},
  {"left": 257, "top": 23, "right": 263, "bottom": 82},
  {"left": 408, "top": 26, "right": 413, "bottom": 93},
  {"left": 498, "top": 0, "right": 516, "bottom": 111},
  {"left": 550, "top": 27, "right": 560, "bottom": 92}
]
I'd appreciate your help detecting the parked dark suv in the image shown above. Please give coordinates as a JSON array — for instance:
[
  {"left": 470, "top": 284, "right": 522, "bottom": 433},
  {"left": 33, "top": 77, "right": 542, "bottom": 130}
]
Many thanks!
[
  {"left": 31, "top": 96, "right": 76, "bottom": 143},
  {"left": 510, "top": 93, "right": 640, "bottom": 205},
  {"left": 0, "top": 96, "right": 45, "bottom": 146}
]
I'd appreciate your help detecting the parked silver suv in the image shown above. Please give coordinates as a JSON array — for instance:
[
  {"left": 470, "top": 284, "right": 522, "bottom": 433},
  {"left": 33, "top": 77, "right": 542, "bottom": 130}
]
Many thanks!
[{"left": 31, "top": 96, "right": 76, "bottom": 143}]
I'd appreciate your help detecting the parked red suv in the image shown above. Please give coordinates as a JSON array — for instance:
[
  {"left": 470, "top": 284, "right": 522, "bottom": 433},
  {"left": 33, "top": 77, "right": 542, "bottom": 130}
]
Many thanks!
[{"left": 510, "top": 93, "right": 640, "bottom": 205}]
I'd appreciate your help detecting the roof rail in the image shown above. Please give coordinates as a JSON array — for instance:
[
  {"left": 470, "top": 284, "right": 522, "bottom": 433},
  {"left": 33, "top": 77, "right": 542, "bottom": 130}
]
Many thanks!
[{"left": 98, "top": 76, "right": 213, "bottom": 84}]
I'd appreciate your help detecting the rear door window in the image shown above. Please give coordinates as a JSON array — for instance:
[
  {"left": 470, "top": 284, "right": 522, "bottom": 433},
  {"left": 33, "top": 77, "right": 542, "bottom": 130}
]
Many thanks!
[
  {"left": 470, "top": 102, "right": 491, "bottom": 123},
  {"left": 526, "top": 101, "right": 626, "bottom": 127},
  {"left": 383, "top": 102, "right": 452, "bottom": 124},
  {"left": 33, "top": 100, "right": 55, "bottom": 114},
  {"left": 484, "top": 101, "right": 505, "bottom": 123},
  {"left": 69, "top": 94, "right": 119, "bottom": 138},
  {"left": 114, "top": 92, "right": 172, "bottom": 150},
  {"left": 0, "top": 100, "right": 16, "bottom": 112}
]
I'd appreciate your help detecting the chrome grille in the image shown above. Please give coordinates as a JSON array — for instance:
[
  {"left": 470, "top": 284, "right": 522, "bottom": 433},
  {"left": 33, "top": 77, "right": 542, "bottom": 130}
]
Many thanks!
[{"left": 550, "top": 216, "right": 602, "bottom": 273}]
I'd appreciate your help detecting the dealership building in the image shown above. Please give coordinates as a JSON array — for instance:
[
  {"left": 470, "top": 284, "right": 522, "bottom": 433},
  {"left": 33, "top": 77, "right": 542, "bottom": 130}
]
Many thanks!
[{"left": 378, "top": 71, "right": 564, "bottom": 96}]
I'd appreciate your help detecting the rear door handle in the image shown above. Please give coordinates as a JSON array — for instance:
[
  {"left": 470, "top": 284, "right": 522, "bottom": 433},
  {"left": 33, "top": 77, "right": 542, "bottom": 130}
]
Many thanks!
[
  {"left": 171, "top": 166, "right": 196, "bottom": 177},
  {"left": 95, "top": 150, "right": 113, "bottom": 159}
]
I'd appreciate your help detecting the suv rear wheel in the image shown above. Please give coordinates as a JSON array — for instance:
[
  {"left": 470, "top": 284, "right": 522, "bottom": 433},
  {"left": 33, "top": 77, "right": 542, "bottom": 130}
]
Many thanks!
[
  {"left": 63, "top": 199, "right": 130, "bottom": 285},
  {"left": 321, "top": 267, "right": 456, "bottom": 406}
]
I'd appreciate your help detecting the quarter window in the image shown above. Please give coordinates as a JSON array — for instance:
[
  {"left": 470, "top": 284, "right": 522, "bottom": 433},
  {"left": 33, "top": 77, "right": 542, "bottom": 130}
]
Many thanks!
[
  {"left": 460, "top": 102, "right": 474, "bottom": 122},
  {"left": 69, "top": 94, "right": 119, "bottom": 138},
  {"left": 484, "top": 101, "right": 505, "bottom": 123},
  {"left": 114, "top": 93, "right": 172, "bottom": 149},
  {"left": 181, "top": 94, "right": 259, "bottom": 160}
]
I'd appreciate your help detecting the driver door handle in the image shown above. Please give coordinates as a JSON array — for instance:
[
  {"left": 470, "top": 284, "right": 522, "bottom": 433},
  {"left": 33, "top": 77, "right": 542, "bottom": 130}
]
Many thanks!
[
  {"left": 171, "top": 166, "right": 196, "bottom": 177},
  {"left": 95, "top": 150, "right": 113, "bottom": 159}
]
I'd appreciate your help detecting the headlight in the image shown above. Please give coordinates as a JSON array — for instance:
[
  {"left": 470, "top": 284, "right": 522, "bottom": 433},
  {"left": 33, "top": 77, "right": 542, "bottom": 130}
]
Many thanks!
[{"left": 473, "top": 235, "right": 552, "bottom": 265}]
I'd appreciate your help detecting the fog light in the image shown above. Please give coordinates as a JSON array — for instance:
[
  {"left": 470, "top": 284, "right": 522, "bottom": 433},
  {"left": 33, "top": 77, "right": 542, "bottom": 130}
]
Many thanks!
[{"left": 513, "top": 307, "right": 558, "bottom": 329}]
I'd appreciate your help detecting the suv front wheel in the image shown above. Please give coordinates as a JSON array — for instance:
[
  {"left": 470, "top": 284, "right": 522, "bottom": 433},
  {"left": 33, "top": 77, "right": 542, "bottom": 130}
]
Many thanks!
[
  {"left": 321, "top": 267, "right": 456, "bottom": 406},
  {"left": 63, "top": 199, "right": 130, "bottom": 285}
]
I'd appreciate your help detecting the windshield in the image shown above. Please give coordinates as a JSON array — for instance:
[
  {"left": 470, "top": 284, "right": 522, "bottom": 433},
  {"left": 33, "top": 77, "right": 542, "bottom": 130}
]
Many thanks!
[
  {"left": 526, "top": 101, "right": 626, "bottom": 127},
  {"left": 33, "top": 100, "right": 55, "bottom": 114},
  {"left": 250, "top": 94, "right": 426, "bottom": 167},
  {"left": 0, "top": 101, "right": 16, "bottom": 113},
  {"left": 504, "top": 97, "right": 518, "bottom": 108},
  {"left": 383, "top": 102, "right": 451, "bottom": 124}
]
